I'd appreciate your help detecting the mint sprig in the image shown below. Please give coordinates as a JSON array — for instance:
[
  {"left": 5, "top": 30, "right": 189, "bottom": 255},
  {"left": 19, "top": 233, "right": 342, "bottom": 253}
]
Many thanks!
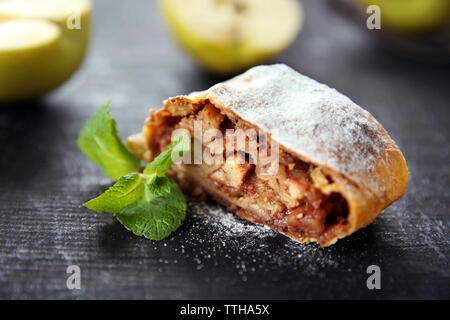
[
  {"left": 77, "top": 100, "right": 141, "bottom": 180},
  {"left": 79, "top": 101, "right": 191, "bottom": 240}
]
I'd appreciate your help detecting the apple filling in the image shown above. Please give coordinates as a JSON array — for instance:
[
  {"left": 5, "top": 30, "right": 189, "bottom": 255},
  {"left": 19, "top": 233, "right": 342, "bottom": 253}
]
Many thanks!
[{"left": 130, "top": 101, "right": 350, "bottom": 245}]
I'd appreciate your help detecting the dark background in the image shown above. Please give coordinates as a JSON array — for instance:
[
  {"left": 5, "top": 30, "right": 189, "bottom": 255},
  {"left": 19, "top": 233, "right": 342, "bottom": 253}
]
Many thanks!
[{"left": 0, "top": 0, "right": 448, "bottom": 299}]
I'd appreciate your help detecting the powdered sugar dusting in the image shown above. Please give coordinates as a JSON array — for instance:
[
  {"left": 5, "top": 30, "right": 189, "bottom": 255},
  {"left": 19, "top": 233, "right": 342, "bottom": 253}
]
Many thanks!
[
  {"left": 193, "top": 64, "right": 394, "bottom": 195},
  {"left": 191, "top": 200, "right": 277, "bottom": 240},
  {"left": 173, "top": 199, "right": 343, "bottom": 277}
]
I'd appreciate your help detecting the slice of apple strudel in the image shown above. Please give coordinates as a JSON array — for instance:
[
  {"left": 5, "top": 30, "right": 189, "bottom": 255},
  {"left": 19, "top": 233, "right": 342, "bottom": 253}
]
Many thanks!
[{"left": 127, "top": 64, "right": 409, "bottom": 246}]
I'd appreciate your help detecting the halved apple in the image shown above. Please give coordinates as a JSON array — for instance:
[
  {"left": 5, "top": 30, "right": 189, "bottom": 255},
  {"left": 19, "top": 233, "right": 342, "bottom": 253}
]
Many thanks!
[
  {"left": 361, "top": 0, "right": 450, "bottom": 33},
  {"left": 0, "top": 0, "right": 92, "bottom": 102},
  {"left": 160, "top": 0, "right": 304, "bottom": 75}
]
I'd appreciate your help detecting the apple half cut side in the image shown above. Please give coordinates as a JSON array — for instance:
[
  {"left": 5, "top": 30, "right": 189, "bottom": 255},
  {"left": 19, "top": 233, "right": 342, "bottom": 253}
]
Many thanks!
[
  {"left": 0, "top": 0, "right": 92, "bottom": 102},
  {"left": 0, "top": 20, "right": 63, "bottom": 100},
  {"left": 160, "top": 0, "right": 304, "bottom": 74}
]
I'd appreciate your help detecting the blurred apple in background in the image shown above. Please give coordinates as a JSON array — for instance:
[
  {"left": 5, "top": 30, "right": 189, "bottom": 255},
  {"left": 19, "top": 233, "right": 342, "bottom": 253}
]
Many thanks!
[
  {"left": 160, "top": 0, "right": 304, "bottom": 75},
  {"left": 361, "top": 0, "right": 450, "bottom": 33},
  {"left": 0, "top": 0, "right": 92, "bottom": 102}
]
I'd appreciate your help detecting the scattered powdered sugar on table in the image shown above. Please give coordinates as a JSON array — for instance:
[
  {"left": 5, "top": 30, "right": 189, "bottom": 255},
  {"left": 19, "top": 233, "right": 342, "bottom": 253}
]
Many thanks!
[
  {"left": 169, "top": 199, "right": 344, "bottom": 278},
  {"left": 190, "top": 200, "right": 277, "bottom": 240}
]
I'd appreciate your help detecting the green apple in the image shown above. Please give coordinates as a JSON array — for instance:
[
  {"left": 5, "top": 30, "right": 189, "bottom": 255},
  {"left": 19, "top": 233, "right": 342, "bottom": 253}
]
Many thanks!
[
  {"left": 0, "top": 0, "right": 92, "bottom": 102},
  {"left": 361, "top": 0, "right": 450, "bottom": 33},
  {"left": 159, "top": 0, "right": 304, "bottom": 75}
]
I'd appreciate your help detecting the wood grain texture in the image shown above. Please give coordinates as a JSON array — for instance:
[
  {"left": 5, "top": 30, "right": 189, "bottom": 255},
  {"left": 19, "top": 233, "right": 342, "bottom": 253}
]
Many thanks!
[{"left": 0, "top": 0, "right": 448, "bottom": 299}]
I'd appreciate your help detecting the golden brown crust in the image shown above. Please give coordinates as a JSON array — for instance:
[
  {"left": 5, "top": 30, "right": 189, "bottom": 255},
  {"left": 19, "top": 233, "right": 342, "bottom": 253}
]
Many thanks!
[{"left": 127, "top": 65, "right": 409, "bottom": 246}]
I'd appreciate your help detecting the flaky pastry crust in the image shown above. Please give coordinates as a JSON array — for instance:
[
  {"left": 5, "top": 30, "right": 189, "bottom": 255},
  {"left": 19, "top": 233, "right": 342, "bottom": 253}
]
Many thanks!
[{"left": 128, "top": 64, "right": 409, "bottom": 246}]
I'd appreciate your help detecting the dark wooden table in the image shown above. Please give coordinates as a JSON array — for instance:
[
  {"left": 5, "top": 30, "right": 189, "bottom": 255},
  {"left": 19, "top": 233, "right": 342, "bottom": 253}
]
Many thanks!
[{"left": 0, "top": 0, "right": 448, "bottom": 299}]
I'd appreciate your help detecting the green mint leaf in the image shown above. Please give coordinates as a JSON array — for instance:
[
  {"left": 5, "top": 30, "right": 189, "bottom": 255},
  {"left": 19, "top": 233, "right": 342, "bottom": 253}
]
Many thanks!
[
  {"left": 85, "top": 173, "right": 145, "bottom": 214},
  {"left": 84, "top": 132, "right": 191, "bottom": 240},
  {"left": 86, "top": 174, "right": 186, "bottom": 240},
  {"left": 143, "top": 131, "right": 191, "bottom": 178},
  {"left": 115, "top": 176, "right": 186, "bottom": 240},
  {"left": 77, "top": 100, "right": 141, "bottom": 180}
]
